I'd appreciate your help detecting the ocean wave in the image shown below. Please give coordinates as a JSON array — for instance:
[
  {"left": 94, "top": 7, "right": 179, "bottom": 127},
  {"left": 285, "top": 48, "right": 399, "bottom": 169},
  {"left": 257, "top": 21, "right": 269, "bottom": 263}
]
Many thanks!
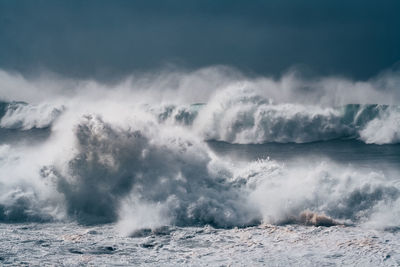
[
  {"left": 151, "top": 88, "right": 400, "bottom": 145},
  {"left": 191, "top": 87, "right": 400, "bottom": 144},
  {"left": 2, "top": 97, "right": 398, "bottom": 145},
  {"left": 0, "top": 67, "right": 399, "bottom": 232},
  {"left": 0, "top": 66, "right": 399, "bottom": 145},
  {"left": 0, "top": 101, "right": 63, "bottom": 130},
  {"left": 50, "top": 115, "right": 258, "bottom": 227},
  {"left": 0, "top": 113, "right": 399, "bottom": 233},
  {"left": 359, "top": 108, "right": 400, "bottom": 144}
]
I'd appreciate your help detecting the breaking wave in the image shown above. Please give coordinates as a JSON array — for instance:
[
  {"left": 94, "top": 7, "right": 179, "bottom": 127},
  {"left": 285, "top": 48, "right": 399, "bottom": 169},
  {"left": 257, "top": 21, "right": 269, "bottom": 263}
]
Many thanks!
[
  {"left": 0, "top": 112, "right": 399, "bottom": 233},
  {"left": 155, "top": 88, "right": 400, "bottom": 145},
  {"left": 0, "top": 101, "right": 63, "bottom": 130},
  {"left": 1, "top": 98, "right": 399, "bottom": 146},
  {"left": 0, "top": 66, "right": 399, "bottom": 233}
]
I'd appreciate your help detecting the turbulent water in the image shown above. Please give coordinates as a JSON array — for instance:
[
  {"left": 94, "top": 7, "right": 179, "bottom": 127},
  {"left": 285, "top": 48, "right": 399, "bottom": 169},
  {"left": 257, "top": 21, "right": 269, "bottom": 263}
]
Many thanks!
[{"left": 0, "top": 67, "right": 400, "bottom": 265}]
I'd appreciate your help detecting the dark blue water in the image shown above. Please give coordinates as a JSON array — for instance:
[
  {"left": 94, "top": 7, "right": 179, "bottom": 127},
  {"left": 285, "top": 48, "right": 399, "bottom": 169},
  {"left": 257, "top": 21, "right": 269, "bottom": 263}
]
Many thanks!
[{"left": 208, "top": 140, "right": 400, "bottom": 170}]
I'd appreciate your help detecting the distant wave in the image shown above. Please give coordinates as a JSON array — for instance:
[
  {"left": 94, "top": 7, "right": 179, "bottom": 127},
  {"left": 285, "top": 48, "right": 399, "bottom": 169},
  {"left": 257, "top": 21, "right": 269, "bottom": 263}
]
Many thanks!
[
  {"left": 0, "top": 101, "right": 63, "bottom": 130},
  {"left": 2, "top": 98, "right": 399, "bottom": 145},
  {"left": 155, "top": 89, "right": 400, "bottom": 145}
]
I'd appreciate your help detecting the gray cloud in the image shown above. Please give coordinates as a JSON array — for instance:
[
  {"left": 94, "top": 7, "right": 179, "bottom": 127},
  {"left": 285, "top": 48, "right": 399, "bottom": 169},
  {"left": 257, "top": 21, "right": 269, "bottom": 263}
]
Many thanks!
[{"left": 0, "top": 0, "right": 399, "bottom": 80}]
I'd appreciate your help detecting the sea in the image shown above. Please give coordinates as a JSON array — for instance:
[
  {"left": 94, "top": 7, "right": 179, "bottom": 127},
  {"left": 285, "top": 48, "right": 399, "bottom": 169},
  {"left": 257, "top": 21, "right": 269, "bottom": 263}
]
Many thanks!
[{"left": 0, "top": 68, "right": 399, "bottom": 266}]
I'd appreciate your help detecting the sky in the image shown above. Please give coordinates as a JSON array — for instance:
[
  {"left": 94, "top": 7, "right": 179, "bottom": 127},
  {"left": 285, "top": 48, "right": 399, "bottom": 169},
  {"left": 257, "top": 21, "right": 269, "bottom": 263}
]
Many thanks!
[{"left": 0, "top": 0, "right": 399, "bottom": 80}]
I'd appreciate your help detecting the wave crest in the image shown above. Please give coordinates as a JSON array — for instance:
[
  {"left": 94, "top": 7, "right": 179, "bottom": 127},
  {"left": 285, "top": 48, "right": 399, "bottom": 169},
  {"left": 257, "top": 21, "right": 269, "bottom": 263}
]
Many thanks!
[
  {"left": 0, "top": 101, "right": 63, "bottom": 130},
  {"left": 190, "top": 88, "right": 400, "bottom": 144},
  {"left": 0, "top": 113, "right": 399, "bottom": 232}
]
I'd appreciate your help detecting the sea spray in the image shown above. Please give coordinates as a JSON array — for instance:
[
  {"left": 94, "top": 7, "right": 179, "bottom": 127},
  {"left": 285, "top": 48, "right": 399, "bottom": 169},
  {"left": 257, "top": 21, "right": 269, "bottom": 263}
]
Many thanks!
[{"left": 0, "top": 67, "right": 399, "bottom": 232}]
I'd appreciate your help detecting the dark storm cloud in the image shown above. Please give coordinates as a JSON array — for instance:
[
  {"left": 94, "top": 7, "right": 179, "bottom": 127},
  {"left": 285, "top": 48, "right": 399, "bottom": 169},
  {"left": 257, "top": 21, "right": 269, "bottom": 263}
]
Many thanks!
[{"left": 0, "top": 0, "right": 399, "bottom": 79}]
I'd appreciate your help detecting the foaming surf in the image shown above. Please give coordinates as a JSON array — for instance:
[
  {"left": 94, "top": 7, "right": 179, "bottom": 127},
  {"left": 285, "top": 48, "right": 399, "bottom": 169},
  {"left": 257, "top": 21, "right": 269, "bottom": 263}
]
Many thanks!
[{"left": 0, "top": 66, "right": 399, "bottom": 236}]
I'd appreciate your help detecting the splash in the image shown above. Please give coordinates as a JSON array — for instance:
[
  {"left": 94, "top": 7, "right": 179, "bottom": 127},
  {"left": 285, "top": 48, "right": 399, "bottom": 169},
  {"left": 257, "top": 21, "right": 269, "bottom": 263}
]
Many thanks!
[{"left": 0, "top": 66, "right": 399, "bottom": 233}]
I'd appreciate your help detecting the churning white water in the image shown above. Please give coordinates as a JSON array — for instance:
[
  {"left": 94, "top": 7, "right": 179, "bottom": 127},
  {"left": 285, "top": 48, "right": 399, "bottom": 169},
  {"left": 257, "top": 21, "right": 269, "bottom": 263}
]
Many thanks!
[{"left": 0, "top": 67, "right": 399, "bottom": 265}]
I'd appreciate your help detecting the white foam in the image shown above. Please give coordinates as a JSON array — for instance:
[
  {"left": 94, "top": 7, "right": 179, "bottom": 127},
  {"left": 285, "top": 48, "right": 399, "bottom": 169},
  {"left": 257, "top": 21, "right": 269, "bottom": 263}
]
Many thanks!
[{"left": 0, "top": 67, "right": 399, "bottom": 230}]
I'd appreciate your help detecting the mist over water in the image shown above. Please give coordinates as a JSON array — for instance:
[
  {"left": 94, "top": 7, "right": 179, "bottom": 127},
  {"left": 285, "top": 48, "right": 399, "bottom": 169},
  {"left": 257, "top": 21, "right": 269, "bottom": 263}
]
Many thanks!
[
  {"left": 1, "top": 0, "right": 399, "bottom": 264},
  {"left": 0, "top": 66, "right": 399, "bottom": 238}
]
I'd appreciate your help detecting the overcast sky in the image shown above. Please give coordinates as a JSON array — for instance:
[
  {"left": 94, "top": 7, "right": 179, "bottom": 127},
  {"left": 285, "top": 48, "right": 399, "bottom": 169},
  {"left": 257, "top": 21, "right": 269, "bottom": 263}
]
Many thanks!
[{"left": 0, "top": 0, "right": 399, "bottom": 80}]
